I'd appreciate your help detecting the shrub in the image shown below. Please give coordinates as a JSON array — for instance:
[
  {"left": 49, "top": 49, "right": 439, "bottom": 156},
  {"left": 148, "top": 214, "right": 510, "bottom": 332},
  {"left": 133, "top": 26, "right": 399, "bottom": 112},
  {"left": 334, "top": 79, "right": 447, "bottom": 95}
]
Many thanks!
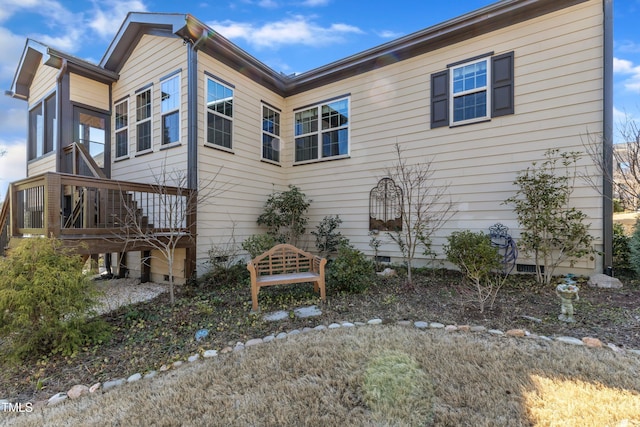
[
  {"left": 504, "top": 149, "right": 595, "bottom": 284},
  {"left": 327, "top": 244, "right": 374, "bottom": 294},
  {"left": 444, "top": 230, "right": 506, "bottom": 313},
  {"left": 613, "top": 222, "right": 632, "bottom": 273},
  {"left": 629, "top": 218, "right": 640, "bottom": 277},
  {"left": 257, "top": 185, "right": 311, "bottom": 246},
  {"left": 242, "top": 233, "right": 279, "bottom": 259},
  {"left": 311, "top": 215, "right": 348, "bottom": 259},
  {"left": 0, "top": 237, "right": 110, "bottom": 361}
]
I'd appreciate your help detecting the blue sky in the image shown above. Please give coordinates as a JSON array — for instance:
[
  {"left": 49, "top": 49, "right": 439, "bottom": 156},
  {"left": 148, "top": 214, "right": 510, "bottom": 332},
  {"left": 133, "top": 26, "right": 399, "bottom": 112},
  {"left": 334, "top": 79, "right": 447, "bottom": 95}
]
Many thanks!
[{"left": 0, "top": 0, "right": 639, "bottom": 198}]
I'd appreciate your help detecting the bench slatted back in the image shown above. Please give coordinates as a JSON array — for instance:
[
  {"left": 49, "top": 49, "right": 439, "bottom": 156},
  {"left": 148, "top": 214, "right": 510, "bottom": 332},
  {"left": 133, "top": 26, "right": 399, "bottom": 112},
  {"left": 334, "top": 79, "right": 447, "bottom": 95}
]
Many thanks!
[{"left": 253, "top": 244, "right": 314, "bottom": 276}]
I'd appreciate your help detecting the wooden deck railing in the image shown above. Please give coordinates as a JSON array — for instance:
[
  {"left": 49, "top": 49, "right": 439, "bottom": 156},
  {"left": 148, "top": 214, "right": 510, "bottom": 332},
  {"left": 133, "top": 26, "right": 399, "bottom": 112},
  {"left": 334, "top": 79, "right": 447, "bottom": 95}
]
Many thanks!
[{"left": 3, "top": 172, "right": 196, "bottom": 255}]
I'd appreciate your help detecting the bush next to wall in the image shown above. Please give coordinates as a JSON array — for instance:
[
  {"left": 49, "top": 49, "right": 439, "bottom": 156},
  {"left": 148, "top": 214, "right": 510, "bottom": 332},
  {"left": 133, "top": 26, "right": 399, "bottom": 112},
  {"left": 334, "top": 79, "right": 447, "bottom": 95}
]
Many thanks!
[{"left": 0, "top": 237, "right": 110, "bottom": 362}]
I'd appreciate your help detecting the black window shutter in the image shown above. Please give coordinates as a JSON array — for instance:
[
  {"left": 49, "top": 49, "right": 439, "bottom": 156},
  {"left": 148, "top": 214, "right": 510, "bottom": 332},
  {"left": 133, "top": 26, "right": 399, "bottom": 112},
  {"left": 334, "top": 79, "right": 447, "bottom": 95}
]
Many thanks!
[
  {"left": 491, "top": 51, "right": 514, "bottom": 117},
  {"left": 430, "top": 70, "right": 449, "bottom": 128}
]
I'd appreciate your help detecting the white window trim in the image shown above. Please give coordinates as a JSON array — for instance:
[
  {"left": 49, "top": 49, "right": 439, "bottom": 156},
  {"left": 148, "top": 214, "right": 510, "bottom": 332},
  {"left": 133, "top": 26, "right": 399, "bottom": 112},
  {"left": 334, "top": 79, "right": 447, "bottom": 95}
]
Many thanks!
[
  {"left": 161, "top": 73, "right": 181, "bottom": 146},
  {"left": 261, "top": 103, "right": 281, "bottom": 164},
  {"left": 205, "top": 76, "right": 234, "bottom": 150},
  {"left": 293, "top": 96, "right": 350, "bottom": 164},
  {"left": 135, "top": 87, "right": 153, "bottom": 154},
  {"left": 114, "top": 99, "right": 129, "bottom": 160},
  {"left": 449, "top": 58, "right": 491, "bottom": 126}
]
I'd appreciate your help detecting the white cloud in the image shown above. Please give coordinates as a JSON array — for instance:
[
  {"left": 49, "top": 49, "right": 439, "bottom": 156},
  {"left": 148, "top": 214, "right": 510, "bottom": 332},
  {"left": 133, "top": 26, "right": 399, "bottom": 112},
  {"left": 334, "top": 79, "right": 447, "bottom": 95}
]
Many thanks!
[
  {"left": 618, "top": 40, "right": 640, "bottom": 54},
  {"left": 0, "top": 103, "right": 27, "bottom": 136},
  {"left": 0, "top": 27, "right": 27, "bottom": 81},
  {"left": 299, "top": 0, "right": 331, "bottom": 6},
  {"left": 257, "top": 0, "right": 279, "bottom": 8},
  {"left": 614, "top": 57, "right": 640, "bottom": 93},
  {"left": 0, "top": 141, "right": 27, "bottom": 200},
  {"left": 210, "top": 15, "right": 363, "bottom": 49},
  {"left": 88, "top": 0, "right": 148, "bottom": 40},
  {"left": 376, "top": 30, "right": 403, "bottom": 39}
]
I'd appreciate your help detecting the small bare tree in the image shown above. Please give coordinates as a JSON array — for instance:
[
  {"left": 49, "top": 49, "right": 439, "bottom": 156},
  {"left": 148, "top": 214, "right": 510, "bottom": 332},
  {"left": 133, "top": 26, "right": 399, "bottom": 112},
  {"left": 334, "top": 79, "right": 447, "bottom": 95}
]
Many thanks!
[
  {"left": 385, "top": 143, "right": 454, "bottom": 284},
  {"left": 583, "top": 115, "right": 640, "bottom": 209},
  {"left": 113, "top": 165, "right": 223, "bottom": 304}
]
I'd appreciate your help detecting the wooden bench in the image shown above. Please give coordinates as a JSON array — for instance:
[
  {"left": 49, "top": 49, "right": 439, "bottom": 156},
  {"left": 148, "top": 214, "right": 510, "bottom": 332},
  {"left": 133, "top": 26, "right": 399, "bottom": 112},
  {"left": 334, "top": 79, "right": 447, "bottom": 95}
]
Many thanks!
[{"left": 247, "top": 243, "right": 327, "bottom": 312}]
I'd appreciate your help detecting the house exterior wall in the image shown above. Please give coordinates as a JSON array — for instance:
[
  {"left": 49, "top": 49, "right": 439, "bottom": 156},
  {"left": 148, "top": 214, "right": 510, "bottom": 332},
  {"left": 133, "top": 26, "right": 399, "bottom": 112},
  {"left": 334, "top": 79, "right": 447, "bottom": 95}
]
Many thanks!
[
  {"left": 196, "top": 52, "right": 287, "bottom": 266},
  {"left": 283, "top": 0, "right": 604, "bottom": 272},
  {"left": 110, "top": 34, "right": 189, "bottom": 184},
  {"left": 69, "top": 73, "right": 109, "bottom": 111}
]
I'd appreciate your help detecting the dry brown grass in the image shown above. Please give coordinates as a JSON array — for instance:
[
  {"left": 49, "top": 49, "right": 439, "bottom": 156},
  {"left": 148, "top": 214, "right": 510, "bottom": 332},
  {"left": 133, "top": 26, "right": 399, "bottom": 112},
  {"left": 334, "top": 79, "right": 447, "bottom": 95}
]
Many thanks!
[{"left": 3, "top": 325, "right": 640, "bottom": 427}]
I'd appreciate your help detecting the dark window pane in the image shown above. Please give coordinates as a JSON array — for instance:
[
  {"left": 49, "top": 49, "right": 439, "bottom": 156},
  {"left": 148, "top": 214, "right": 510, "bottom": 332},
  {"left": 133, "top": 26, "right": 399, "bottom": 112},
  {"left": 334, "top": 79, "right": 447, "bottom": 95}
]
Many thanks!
[
  {"left": 116, "top": 130, "right": 128, "bottom": 157},
  {"left": 295, "top": 135, "right": 318, "bottom": 162},
  {"left": 162, "top": 111, "right": 179, "bottom": 145},
  {"left": 137, "top": 121, "right": 151, "bottom": 151},
  {"left": 207, "top": 112, "right": 232, "bottom": 148},
  {"left": 262, "top": 134, "right": 280, "bottom": 162}
]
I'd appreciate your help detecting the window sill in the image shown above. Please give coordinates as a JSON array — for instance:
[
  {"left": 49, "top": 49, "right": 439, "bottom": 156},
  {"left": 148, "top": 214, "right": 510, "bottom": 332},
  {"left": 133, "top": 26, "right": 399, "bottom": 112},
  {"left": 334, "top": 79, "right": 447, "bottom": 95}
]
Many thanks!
[
  {"left": 135, "top": 149, "right": 154, "bottom": 157},
  {"left": 114, "top": 155, "right": 130, "bottom": 163},
  {"left": 160, "top": 142, "right": 182, "bottom": 151},
  {"left": 204, "top": 143, "right": 234, "bottom": 155},
  {"left": 449, "top": 117, "right": 491, "bottom": 128},
  {"left": 260, "top": 158, "right": 281, "bottom": 167},
  {"left": 293, "top": 154, "right": 350, "bottom": 166}
]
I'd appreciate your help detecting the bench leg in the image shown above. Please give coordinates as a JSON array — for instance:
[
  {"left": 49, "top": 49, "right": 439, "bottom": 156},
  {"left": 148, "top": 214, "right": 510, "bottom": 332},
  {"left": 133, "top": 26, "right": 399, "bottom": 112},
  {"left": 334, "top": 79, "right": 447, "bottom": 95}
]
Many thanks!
[
  {"left": 251, "top": 282, "right": 260, "bottom": 312},
  {"left": 318, "top": 280, "right": 326, "bottom": 302}
]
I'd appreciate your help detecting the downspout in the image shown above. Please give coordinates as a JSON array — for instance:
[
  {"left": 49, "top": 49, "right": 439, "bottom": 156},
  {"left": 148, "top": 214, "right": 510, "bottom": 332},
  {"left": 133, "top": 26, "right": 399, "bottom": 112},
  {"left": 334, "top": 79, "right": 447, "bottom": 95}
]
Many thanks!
[
  {"left": 602, "top": 0, "right": 614, "bottom": 275},
  {"left": 187, "top": 35, "right": 202, "bottom": 190},
  {"left": 55, "top": 58, "right": 67, "bottom": 174}
]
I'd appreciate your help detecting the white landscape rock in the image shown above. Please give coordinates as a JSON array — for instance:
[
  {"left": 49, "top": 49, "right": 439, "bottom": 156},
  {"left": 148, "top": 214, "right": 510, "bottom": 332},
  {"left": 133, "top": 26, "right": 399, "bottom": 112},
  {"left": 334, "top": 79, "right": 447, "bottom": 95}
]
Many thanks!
[
  {"left": 368, "top": 319, "right": 383, "bottom": 325},
  {"left": 127, "top": 373, "right": 142, "bottom": 383},
  {"left": 143, "top": 371, "right": 157, "bottom": 380},
  {"left": 414, "top": 321, "right": 429, "bottom": 329},
  {"left": 188, "top": 354, "right": 200, "bottom": 363},
  {"left": 89, "top": 383, "right": 101, "bottom": 393},
  {"left": 263, "top": 335, "right": 275, "bottom": 343},
  {"left": 67, "top": 385, "right": 89, "bottom": 399},
  {"left": 556, "top": 336, "right": 584, "bottom": 346},
  {"left": 103, "top": 379, "right": 126, "bottom": 391},
  {"left": 203, "top": 350, "right": 218, "bottom": 358},
  {"left": 587, "top": 273, "right": 623, "bottom": 289},
  {"left": 294, "top": 306, "right": 322, "bottom": 318},
  {"left": 245, "top": 338, "right": 263, "bottom": 347},
  {"left": 47, "top": 393, "right": 67, "bottom": 406},
  {"left": 263, "top": 311, "right": 289, "bottom": 322}
]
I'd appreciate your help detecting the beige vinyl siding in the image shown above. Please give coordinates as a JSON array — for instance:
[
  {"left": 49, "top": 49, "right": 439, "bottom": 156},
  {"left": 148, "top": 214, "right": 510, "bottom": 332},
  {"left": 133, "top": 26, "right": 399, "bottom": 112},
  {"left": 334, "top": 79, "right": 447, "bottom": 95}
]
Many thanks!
[
  {"left": 69, "top": 73, "right": 109, "bottom": 111},
  {"left": 28, "top": 62, "right": 57, "bottom": 107},
  {"left": 196, "top": 54, "right": 287, "bottom": 265},
  {"left": 27, "top": 152, "right": 56, "bottom": 177},
  {"left": 108, "top": 34, "right": 190, "bottom": 282},
  {"left": 111, "top": 34, "right": 188, "bottom": 184},
  {"left": 282, "top": 0, "right": 603, "bottom": 273}
]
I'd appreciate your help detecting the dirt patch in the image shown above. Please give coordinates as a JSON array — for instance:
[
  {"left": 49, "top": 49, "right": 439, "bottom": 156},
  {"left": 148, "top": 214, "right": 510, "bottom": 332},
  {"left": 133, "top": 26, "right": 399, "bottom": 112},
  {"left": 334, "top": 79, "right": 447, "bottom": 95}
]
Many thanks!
[{"left": 1, "top": 269, "right": 639, "bottom": 405}]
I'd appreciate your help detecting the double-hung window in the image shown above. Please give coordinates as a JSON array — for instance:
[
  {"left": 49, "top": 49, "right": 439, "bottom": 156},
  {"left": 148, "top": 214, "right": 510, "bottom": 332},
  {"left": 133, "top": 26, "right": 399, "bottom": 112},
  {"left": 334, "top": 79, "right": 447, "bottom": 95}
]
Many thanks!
[
  {"left": 206, "top": 77, "right": 233, "bottom": 149},
  {"left": 451, "top": 58, "right": 489, "bottom": 124},
  {"left": 161, "top": 73, "right": 180, "bottom": 145},
  {"left": 114, "top": 99, "right": 128, "bottom": 158},
  {"left": 136, "top": 88, "right": 152, "bottom": 152},
  {"left": 294, "top": 96, "right": 349, "bottom": 163},
  {"left": 431, "top": 51, "right": 514, "bottom": 128},
  {"left": 262, "top": 104, "right": 280, "bottom": 163}
]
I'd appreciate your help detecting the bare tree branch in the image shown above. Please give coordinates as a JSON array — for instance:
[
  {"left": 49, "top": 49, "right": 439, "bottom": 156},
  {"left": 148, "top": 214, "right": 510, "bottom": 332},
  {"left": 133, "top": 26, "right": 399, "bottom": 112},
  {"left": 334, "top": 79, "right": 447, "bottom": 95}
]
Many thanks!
[{"left": 384, "top": 143, "right": 455, "bottom": 284}]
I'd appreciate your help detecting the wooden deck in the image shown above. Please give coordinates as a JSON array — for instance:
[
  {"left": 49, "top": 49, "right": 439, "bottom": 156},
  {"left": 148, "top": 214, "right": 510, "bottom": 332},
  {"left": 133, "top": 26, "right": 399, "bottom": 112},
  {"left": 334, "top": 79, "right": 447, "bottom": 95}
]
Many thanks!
[{"left": 0, "top": 171, "right": 197, "bottom": 277}]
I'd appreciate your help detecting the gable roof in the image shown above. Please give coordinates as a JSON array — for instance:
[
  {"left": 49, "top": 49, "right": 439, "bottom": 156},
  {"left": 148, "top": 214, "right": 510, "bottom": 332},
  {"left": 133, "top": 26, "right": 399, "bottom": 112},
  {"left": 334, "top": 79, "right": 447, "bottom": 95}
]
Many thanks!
[
  {"left": 8, "top": 0, "right": 589, "bottom": 100},
  {"left": 8, "top": 39, "right": 118, "bottom": 101}
]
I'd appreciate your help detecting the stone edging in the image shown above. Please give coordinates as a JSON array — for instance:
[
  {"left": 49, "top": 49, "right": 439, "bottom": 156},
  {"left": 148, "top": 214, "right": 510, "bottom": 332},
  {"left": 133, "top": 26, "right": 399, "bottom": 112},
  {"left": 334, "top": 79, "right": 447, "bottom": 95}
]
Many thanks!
[{"left": 3, "top": 318, "right": 640, "bottom": 412}]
